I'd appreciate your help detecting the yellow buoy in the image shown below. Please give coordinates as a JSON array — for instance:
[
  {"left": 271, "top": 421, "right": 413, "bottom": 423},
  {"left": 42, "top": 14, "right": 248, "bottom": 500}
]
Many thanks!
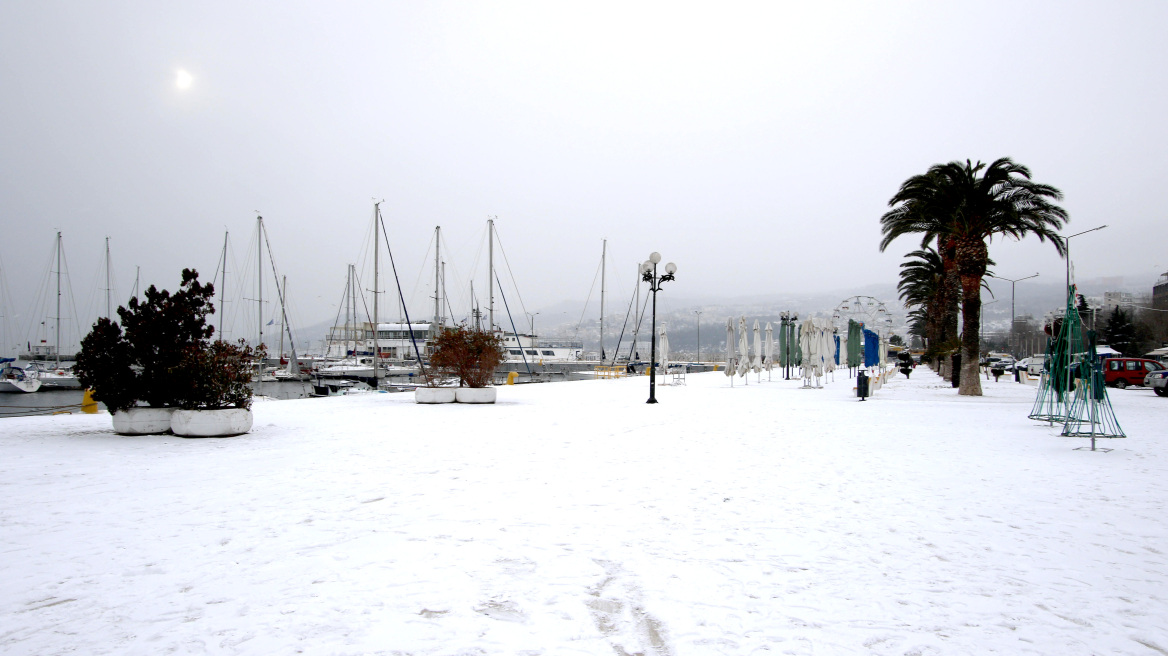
[{"left": 81, "top": 389, "right": 99, "bottom": 414}]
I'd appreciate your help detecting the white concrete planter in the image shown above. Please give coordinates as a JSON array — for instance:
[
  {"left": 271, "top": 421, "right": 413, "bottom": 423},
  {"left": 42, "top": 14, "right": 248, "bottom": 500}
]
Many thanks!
[
  {"left": 170, "top": 408, "right": 253, "bottom": 438},
  {"left": 112, "top": 407, "right": 176, "bottom": 435},
  {"left": 415, "top": 387, "right": 457, "bottom": 404},
  {"left": 455, "top": 387, "right": 497, "bottom": 404}
]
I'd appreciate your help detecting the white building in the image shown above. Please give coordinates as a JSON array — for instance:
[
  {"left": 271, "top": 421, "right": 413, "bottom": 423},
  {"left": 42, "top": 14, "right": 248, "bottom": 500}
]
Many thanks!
[{"left": 1102, "top": 291, "right": 1134, "bottom": 313}]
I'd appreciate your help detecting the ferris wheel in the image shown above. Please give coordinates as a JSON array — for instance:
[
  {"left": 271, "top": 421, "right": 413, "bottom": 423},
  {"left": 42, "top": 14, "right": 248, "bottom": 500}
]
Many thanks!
[{"left": 833, "top": 295, "right": 894, "bottom": 336}]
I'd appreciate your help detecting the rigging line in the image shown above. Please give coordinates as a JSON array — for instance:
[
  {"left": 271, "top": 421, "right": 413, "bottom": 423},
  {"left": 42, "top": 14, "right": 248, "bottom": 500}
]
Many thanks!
[
  {"left": 379, "top": 213, "right": 428, "bottom": 377},
  {"left": 575, "top": 257, "right": 603, "bottom": 335},
  {"left": 491, "top": 229, "right": 529, "bottom": 320},
  {"left": 78, "top": 245, "right": 105, "bottom": 331},
  {"left": 261, "top": 222, "right": 297, "bottom": 354},
  {"left": 628, "top": 292, "right": 651, "bottom": 361},
  {"left": 406, "top": 229, "right": 437, "bottom": 313},
  {"left": 465, "top": 223, "right": 489, "bottom": 302},
  {"left": 437, "top": 230, "right": 471, "bottom": 300},
  {"left": 21, "top": 237, "right": 59, "bottom": 345},
  {"left": 494, "top": 269, "right": 531, "bottom": 376},
  {"left": 610, "top": 276, "right": 640, "bottom": 363},
  {"left": 322, "top": 272, "right": 351, "bottom": 357},
  {"left": 60, "top": 237, "right": 84, "bottom": 353}
]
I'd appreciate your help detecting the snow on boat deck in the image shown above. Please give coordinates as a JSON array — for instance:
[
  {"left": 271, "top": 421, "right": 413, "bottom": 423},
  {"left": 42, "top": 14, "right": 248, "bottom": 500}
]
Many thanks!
[{"left": 2, "top": 368, "right": 1166, "bottom": 655}]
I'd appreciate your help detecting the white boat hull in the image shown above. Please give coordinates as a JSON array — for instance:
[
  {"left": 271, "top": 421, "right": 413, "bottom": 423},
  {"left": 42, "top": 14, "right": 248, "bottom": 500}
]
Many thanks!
[
  {"left": 36, "top": 372, "right": 82, "bottom": 390},
  {"left": 0, "top": 377, "right": 41, "bottom": 393}
]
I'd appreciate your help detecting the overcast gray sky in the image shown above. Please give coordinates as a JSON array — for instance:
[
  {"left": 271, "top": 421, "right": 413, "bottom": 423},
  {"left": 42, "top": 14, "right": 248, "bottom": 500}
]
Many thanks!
[{"left": 2, "top": 1, "right": 1166, "bottom": 348}]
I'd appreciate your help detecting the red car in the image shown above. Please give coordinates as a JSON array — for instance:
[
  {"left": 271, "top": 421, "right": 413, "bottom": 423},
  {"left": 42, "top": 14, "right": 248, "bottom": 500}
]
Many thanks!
[{"left": 1103, "top": 358, "right": 1166, "bottom": 389}]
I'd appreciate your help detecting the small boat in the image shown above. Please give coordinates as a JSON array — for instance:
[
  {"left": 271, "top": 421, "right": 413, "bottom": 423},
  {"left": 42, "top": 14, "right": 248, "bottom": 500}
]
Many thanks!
[
  {"left": 0, "top": 361, "right": 42, "bottom": 393},
  {"left": 314, "top": 357, "right": 376, "bottom": 378},
  {"left": 26, "top": 362, "right": 82, "bottom": 390},
  {"left": 311, "top": 378, "right": 368, "bottom": 396}
]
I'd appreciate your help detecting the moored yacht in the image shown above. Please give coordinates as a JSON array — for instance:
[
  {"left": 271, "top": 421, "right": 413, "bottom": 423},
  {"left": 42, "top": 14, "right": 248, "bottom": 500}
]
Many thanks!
[{"left": 0, "top": 361, "right": 42, "bottom": 393}]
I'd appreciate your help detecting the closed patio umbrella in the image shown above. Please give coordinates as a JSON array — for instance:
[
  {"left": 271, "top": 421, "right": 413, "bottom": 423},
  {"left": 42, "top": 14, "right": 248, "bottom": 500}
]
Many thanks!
[
  {"left": 737, "top": 316, "right": 750, "bottom": 378},
  {"left": 724, "top": 318, "right": 735, "bottom": 378},
  {"left": 751, "top": 320, "right": 763, "bottom": 374},
  {"left": 765, "top": 322, "right": 774, "bottom": 376}
]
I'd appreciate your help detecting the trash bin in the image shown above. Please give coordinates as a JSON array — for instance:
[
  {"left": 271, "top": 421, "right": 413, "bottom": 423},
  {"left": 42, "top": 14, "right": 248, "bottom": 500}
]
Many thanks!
[
  {"left": 856, "top": 371, "right": 869, "bottom": 400},
  {"left": 951, "top": 354, "right": 961, "bottom": 388}
]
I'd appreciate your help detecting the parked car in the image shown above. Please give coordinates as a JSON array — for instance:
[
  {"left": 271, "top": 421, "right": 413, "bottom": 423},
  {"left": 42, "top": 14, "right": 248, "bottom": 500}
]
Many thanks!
[
  {"left": 1103, "top": 358, "right": 1166, "bottom": 389},
  {"left": 1145, "top": 369, "right": 1168, "bottom": 397}
]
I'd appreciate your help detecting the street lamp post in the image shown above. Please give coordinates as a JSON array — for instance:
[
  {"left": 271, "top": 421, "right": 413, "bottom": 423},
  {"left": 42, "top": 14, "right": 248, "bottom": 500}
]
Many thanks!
[
  {"left": 1065, "top": 225, "right": 1108, "bottom": 297},
  {"left": 980, "top": 299, "right": 1000, "bottom": 362},
  {"left": 987, "top": 272, "right": 1039, "bottom": 355},
  {"left": 641, "top": 253, "right": 676, "bottom": 404}
]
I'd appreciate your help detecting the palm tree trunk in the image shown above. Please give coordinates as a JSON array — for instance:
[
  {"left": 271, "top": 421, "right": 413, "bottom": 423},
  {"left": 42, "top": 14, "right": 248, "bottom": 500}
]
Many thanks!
[
  {"left": 956, "top": 238, "right": 988, "bottom": 396},
  {"left": 941, "top": 238, "right": 960, "bottom": 346},
  {"left": 958, "top": 273, "right": 983, "bottom": 396}
]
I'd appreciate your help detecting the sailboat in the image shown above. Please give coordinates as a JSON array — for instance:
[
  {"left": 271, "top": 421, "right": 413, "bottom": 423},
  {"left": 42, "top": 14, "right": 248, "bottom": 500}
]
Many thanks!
[
  {"left": 27, "top": 232, "right": 82, "bottom": 390},
  {"left": 0, "top": 358, "right": 42, "bottom": 393}
]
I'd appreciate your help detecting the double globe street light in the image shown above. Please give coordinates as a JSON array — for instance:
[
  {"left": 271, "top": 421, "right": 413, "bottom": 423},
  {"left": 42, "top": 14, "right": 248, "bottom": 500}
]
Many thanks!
[{"left": 640, "top": 252, "right": 677, "bottom": 404}]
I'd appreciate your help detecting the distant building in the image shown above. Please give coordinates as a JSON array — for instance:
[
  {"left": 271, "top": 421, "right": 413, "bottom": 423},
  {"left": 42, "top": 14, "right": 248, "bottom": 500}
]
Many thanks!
[
  {"left": 1154, "top": 271, "right": 1168, "bottom": 311},
  {"left": 1102, "top": 291, "right": 1134, "bottom": 313}
]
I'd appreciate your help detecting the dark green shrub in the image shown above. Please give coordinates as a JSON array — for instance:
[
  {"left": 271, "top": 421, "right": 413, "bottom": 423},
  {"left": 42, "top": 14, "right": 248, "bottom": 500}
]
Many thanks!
[
  {"left": 118, "top": 268, "right": 216, "bottom": 408},
  {"left": 74, "top": 317, "right": 139, "bottom": 413}
]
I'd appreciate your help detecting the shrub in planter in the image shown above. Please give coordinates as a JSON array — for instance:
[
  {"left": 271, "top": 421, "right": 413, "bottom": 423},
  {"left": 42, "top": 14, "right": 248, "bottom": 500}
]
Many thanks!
[
  {"left": 76, "top": 269, "right": 230, "bottom": 434},
  {"left": 74, "top": 317, "right": 139, "bottom": 414},
  {"left": 175, "top": 339, "right": 262, "bottom": 411},
  {"left": 169, "top": 339, "right": 261, "bottom": 437},
  {"left": 429, "top": 325, "right": 505, "bottom": 388},
  {"left": 118, "top": 268, "right": 216, "bottom": 408}
]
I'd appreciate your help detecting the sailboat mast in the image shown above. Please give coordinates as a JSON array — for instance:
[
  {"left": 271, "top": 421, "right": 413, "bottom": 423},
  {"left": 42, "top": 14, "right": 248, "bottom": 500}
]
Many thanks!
[
  {"left": 256, "top": 216, "right": 263, "bottom": 355},
  {"left": 284, "top": 276, "right": 297, "bottom": 375},
  {"left": 373, "top": 202, "right": 380, "bottom": 381},
  {"left": 278, "top": 275, "right": 286, "bottom": 361},
  {"left": 218, "top": 231, "right": 228, "bottom": 340},
  {"left": 633, "top": 263, "right": 640, "bottom": 361},
  {"left": 600, "top": 239, "right": 606, "bottom": 363},
  {"left": 55, "top": 231, "right": 61, "bottom": 366},
  {"left": 488, "top": 217, "right": 495, "bottom": 332},
  {"left": 104, "top": 237, "right": 111, "bottom": 319},
  {"left": 349, "top": 264, "right": 355, "bottom": 357},
  {"left": 434, "top": 226, "right": 441, "bottom": 329}
]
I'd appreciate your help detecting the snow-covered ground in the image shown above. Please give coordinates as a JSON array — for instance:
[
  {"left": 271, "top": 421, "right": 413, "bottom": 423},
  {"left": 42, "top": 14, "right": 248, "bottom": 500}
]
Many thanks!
[{"left": 2, "top": 368, "right": 1166, "bottom": 655}]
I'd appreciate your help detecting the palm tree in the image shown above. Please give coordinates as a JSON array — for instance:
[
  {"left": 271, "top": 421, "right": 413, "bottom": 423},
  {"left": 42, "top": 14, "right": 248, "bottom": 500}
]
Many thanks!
[
  {"left": 881, "top": 169, "right": 960, "bottom": 372},
  {"left": 882, "top": 158, "right": 1067, "bottom": 396},
  {"left": 897, "top": 247, "right": 945, "bottom": 352}
]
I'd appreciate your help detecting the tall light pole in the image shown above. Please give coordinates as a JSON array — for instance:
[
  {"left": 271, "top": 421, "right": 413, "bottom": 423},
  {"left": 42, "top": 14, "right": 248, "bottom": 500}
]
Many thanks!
[
  {"left": 694, "top": 310, "right": 702, "bottom": 364},
  {"left": 987, "top": 272, "right": 1039, "bottom": 355},
  {"left": 641, "top": 253, "right": 676, "bottom": 404},
  {"left": 1065, "top": 225, "right": 1108, "bottom": 299},
  {"left": 980, "top": 298, "right": 1000, "bottom": 360}
]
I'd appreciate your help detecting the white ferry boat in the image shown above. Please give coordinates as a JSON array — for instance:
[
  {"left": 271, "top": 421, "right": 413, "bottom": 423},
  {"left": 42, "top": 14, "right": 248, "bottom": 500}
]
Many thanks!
[{"left": 501, "top": 333, "right": 583, "bottom": 363}]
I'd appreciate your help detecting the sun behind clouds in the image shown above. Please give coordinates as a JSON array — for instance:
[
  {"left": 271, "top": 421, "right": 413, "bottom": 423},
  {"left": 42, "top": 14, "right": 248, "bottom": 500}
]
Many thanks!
[{"left": 175, "top": 69, "right": 193, "bottom": 90}]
